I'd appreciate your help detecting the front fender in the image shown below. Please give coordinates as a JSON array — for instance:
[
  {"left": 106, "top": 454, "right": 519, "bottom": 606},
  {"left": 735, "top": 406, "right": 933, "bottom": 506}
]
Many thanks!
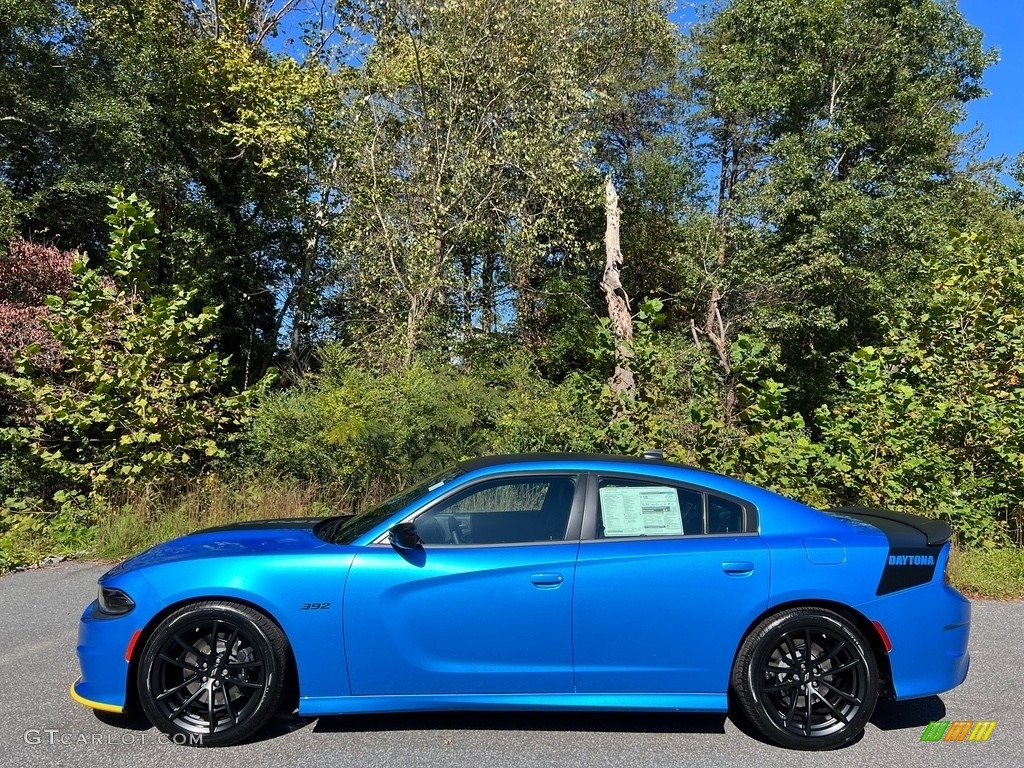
[{"left": 137, "top": 552, "right": 356, "bottom": 701}]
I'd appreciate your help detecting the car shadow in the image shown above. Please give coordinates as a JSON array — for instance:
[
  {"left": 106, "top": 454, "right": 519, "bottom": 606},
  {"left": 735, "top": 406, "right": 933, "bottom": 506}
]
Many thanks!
[
  {"left": 92, "top": 697, "right": 942, "bottom": 746},
  {"left": 93, "top": 710, "right": 152, "bottom": 732},
  {"left": 313, "top": 710, "right": 729, "bottom": 736},
  {"left": 723, "top": 694, "right": 947, "bottom": 747},
  {"left": 92, "top": 709, "right": 316, "bottom": 745},
  {"left": 871, "top": 696, "right": 946, "bottom": 731}
]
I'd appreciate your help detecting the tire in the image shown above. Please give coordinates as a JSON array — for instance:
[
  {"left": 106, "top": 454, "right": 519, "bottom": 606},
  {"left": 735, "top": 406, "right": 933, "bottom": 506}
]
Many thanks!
[
  {"left": 731, "top": 607, "right": 879, "bottom": 750},
  {"left": 137, "top": 601, "right": 288, "bottom": 747}
]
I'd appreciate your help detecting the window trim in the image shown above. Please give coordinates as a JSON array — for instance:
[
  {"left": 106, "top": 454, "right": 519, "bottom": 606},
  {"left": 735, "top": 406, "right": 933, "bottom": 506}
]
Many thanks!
[
  {"left": 581, "top": 471, "right": 759, "bottom": 541},
  {"left": 370, "top": 470, "right": 588, "bottom": 547}
]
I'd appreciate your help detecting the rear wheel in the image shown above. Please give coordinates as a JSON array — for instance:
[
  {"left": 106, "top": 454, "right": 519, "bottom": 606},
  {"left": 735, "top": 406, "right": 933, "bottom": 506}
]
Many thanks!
[
  {"left": 137, "top": 601, "right": 287, "bottom": 747},
  {"left": 731, "top": 607, "right": 879, "bottom": 750}
]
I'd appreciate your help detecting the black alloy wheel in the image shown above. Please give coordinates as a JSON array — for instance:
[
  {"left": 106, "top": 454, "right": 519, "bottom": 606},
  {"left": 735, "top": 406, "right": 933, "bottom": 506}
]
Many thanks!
[
  {"left": 732, "top": 607, "right": 879, "bottom": 750},
  {"left": 137, "top": 601, "right": 288, "bottom": 747}
]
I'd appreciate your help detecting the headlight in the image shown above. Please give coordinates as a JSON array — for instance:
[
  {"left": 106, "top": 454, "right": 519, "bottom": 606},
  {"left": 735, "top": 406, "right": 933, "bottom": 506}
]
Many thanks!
[{"left": 97, "top": 586, "right": 135, "bottom": 615}]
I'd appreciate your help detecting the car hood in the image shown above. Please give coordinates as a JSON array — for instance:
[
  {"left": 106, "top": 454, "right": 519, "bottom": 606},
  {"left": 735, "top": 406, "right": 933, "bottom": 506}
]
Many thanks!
[{"left": 104, "top": 517, "right": 333, "bottom": 576}]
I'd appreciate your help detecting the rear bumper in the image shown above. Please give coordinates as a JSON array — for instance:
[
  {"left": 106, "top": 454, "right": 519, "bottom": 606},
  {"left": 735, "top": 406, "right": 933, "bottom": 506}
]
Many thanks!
[{"left": 858, "top": 581, "right": 970, "bottom": 700}]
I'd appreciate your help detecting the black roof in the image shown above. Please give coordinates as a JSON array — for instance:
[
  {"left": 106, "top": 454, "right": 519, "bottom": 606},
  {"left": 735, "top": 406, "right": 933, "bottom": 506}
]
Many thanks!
[{"left": 456, "top": 452, "right": 693, "bottom": 472}]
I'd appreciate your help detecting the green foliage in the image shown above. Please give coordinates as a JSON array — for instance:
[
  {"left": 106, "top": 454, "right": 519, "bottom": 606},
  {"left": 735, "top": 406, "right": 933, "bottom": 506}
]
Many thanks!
[
  {"left": 0, "top": 185, "right": 18, "bottom": 246},
  {"left": 244, "top": 352, "right": 497, "bottom": 499},
  {"left": 2, "top": 0, "right": 1023, "bottom": 579},
  {"left": 335, "top": 0, "right": 681, "bottom": 364},
  {"left": 0, "top": 189, "right": 270, "bottom": 505},
  {"left": 730, "top": 381, "right": 828, "bottom": 506},
  {"left": 91, "top": 475, "right": 339, "bottom": 561},
  {"left": 0, "top": 0, "right": 337, "bottom": 383},
  {"left": 589, "top": 297, "right": 680, "bottom": 455},
  {"left": 0, "top": 474, "right": 337, "bottom": 572},
  {"left": 0, "top": 503, "right": 96, "bottom": 571},
  {"left": 242, "top": 348, "right": 605, "bottom": 503},
  {"left": 818, "top": 231, "right": 1024, "bottom": 545},
  {"left": 686, "top": 0, "right": 995, "bottom": 412}
]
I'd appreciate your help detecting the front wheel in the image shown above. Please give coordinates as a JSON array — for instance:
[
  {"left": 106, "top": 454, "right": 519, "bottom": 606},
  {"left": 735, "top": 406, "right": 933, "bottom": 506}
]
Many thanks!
[
  {"left": 731, "top": 607, "right": 879, "bottom": 750},
  {"left": 137, "top": 601, "right": 288, "bottom": 747}
]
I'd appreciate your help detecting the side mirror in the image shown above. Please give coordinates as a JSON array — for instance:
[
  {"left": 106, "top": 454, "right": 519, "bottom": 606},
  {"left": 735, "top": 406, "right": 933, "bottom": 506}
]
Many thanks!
[{"left": 389, "top": 522, "right": 421, "bottom": 550}]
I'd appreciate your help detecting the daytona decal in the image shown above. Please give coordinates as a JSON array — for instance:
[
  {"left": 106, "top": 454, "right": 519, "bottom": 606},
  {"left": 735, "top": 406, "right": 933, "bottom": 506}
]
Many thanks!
[
  {"left": 877, "top": 548, "right": 940, "bottom": 595},
  {"left": 888, "top": 554, "right": 936, "bottom": 566}
]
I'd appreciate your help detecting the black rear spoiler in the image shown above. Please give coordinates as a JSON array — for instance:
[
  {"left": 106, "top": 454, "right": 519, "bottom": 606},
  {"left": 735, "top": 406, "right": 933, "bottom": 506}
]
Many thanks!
[
  {"left": 827, "top": 506, "right": 953, "bottom": 595},
  {"left": 827, "top": 506, "right": 952, "bottom": 547}
]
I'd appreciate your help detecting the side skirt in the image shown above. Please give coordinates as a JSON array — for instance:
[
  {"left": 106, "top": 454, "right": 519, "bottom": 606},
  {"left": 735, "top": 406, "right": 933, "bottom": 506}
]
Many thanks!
[{"left": 298, "top": 692, "right": 728, "bottom": 717}]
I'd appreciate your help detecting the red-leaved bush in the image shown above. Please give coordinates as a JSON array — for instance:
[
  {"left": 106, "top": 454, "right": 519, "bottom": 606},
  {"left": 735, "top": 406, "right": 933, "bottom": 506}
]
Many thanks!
[{"left": 0, "top": 239, "right": 76, "bottom": 373}]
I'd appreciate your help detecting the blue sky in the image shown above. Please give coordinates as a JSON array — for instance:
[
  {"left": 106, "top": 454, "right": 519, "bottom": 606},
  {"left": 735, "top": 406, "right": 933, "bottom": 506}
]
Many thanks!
[
  {"left": 668, "top": 1, "right": 1022, "bottom": 171},
  {"left": 958, "top": 1, "right": 1024, "bottom": 167}
]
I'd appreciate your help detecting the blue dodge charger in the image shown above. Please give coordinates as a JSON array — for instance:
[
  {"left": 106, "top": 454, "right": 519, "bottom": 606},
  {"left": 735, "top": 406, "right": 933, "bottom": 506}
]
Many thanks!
[{"left": 71, "top": 452, "right": 970, "bottom": 750}]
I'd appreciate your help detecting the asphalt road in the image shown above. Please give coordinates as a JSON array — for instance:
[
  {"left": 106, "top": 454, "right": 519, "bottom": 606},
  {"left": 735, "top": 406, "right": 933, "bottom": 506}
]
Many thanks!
[{"left": 1, "top": 562, "right": 1021, "bottom": 768}]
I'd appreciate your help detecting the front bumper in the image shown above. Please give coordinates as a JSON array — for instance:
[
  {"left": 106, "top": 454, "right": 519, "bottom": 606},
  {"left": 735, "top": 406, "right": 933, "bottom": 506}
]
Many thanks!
[
  {"left": 71, "top": 600, "right": 142, "bottom": 713},
  {"left": 70, "top": 676, "right": 123, "bottom": 713}
]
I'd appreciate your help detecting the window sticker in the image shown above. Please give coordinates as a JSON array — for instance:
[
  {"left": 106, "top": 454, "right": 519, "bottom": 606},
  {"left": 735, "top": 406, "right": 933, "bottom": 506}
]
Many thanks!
[{"left": 599, "top": 485, "right": 683, "bottom": 537}]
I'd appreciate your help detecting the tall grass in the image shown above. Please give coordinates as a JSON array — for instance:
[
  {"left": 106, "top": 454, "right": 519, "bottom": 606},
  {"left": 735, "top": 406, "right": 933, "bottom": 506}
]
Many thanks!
[
  {"left": 92, "top": 476, "right": 355, "bottom": 560},
  {"left": 947, "top": 543, "right": 1024, "bottom": 599}
]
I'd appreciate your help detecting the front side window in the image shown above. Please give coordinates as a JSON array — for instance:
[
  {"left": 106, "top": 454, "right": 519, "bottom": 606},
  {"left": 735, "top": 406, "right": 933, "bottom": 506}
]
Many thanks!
[
  {"left": 415, "top": 475, "right": 577, "bottom": 545},
  {"left": 314, "top": 467, "right": 463, "bottom": 544}
]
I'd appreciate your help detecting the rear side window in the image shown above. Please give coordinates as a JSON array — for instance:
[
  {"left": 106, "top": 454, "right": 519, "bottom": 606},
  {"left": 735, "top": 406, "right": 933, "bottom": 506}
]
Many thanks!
[
  {"left": 708, "top": 495, "right": 744, "bottom": 534},
  {"left": 595, "top": 477, "right": 753, "bottom": 538}
]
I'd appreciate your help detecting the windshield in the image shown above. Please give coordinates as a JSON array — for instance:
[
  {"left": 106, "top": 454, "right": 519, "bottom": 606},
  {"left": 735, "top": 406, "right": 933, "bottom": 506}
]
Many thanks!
[{"left": 314, "top": 466, "right": 463, "bottom": 544}]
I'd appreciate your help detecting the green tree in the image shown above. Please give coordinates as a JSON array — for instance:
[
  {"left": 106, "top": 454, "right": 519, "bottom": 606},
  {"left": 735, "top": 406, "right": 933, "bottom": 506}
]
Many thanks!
[
  {"left": 0, "top": 0, "right": 345, "bottom": 383},
  {"left": 0, "top": 189, "right": 270, "bottom": 504},
  {"left": 685, "top": 0, "right": 993, "bottom": 417},
  {"left": 332, "top": 0, "right": 682, "bottom": 367}
]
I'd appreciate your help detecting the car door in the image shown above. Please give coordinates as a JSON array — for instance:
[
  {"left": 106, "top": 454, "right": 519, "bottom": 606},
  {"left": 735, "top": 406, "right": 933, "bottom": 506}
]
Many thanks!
[
  {"left": 572, "top": 473, "right": 770, "bottom": 694},
  {"left": 344, "top": 472, "right": 584, "bottom": 696}
]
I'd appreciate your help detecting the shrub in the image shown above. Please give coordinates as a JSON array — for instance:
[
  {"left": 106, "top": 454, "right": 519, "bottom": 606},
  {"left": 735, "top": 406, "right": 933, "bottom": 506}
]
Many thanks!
[
  {"left": 817, "top": 232, "right": 1024, "bottom": 546},
  {"left": 0, "top": 188, "right": 271, "bottom": 509}
]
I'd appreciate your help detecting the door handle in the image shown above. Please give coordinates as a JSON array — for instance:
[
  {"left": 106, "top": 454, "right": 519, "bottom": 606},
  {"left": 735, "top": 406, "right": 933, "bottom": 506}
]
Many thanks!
[
  {"left": 721, "top": 561, "right": 754, "bottom": 576},
  {"left": 530, "top": 573, "right": 564, "bottom": 588}
]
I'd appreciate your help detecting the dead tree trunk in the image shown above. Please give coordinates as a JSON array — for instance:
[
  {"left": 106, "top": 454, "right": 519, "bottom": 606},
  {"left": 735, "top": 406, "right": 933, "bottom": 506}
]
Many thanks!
[
  {"left": 687, "top": 121, "right": 741, "bottom": 423},
  {"left": 600, "top": 175, "right": 635, "bottom": 400},
  {"left": 702, "top": 287, "right": 736, "bottom": 421}
]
